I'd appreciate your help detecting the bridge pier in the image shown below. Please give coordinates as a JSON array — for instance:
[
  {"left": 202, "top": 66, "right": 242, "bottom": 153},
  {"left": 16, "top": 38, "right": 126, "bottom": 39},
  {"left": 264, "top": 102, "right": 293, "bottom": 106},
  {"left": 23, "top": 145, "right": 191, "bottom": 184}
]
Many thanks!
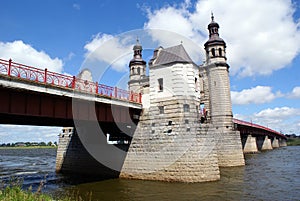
[
  {"left": 120, "top": 103, "right": 221, "bottom": 183},
  {"left": 56, "top": 126, "right": 123, "bottom": 179},
  {"left": 243, "top": 135, "right": 258, "bottom": 153},
  {"left": 272, "top": 137, "right": 280, "bottom": 148},
  {"left": 257, "top": 136, "right": 273, "bottom": 151},
  {"left": 279, "top": 138, "right": 287, "bottom": 147}
]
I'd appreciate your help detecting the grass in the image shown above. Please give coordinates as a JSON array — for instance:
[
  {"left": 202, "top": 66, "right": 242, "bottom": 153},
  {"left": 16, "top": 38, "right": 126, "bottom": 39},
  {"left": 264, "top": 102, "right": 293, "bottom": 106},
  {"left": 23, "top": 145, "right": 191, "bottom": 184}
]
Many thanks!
[
  {"left": 287, "top": 138, "right": 300, "bottom": 146},
  {"left": 0, "top": 178, "right": 93, "bottom": 201},
  {"left": 0, "top": 185, "right": 54, "bottom": 201}
]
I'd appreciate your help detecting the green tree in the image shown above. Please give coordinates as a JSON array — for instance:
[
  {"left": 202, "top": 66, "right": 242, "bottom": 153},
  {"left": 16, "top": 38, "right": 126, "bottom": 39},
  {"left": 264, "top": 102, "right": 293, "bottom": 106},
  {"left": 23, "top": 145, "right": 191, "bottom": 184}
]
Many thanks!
[{"left": 39, "top": 142, "right": 46, "bottom": 146}]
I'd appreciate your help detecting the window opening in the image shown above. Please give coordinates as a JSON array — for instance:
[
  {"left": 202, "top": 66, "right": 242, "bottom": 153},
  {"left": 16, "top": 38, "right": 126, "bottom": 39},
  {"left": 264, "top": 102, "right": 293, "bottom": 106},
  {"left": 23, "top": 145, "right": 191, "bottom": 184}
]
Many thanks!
[{"left": 158, "top": 78, "right": 163, "bottom": 91}]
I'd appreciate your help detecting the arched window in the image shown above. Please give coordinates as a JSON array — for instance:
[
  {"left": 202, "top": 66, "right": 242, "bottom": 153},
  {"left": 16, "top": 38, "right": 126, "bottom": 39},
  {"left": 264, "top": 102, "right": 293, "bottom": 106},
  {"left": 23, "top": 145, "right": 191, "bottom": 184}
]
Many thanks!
[
  {"left": 211, "top": 48, "right": 215, "bottom": 57},
  {"left": 219, "top": 48, "right": 222, "bottom": 56},
  {"left": 137, "top": 67, "right": 140, "bottom": 75}
]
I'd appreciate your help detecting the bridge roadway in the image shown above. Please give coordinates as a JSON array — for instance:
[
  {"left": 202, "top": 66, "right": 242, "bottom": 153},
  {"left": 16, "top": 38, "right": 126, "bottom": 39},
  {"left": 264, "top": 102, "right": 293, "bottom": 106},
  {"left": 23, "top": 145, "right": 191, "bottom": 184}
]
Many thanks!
[{"left": 0, "top": 59, "right": 142, "bottom": 127}]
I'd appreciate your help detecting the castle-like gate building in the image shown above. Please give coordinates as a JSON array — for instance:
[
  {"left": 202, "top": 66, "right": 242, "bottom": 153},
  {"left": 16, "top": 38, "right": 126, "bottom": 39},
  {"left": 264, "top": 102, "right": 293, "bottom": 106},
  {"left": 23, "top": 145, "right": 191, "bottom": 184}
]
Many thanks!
[{"left": 120, "top": 15, "right": 245, "bottom": 182}]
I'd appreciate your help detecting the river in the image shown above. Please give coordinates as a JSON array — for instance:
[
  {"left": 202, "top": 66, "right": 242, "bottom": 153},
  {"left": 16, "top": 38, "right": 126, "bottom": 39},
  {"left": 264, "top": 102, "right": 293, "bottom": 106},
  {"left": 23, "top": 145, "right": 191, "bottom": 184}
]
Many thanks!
[{"left": 0, "top": 146, "right": 299, "bottom": 200}]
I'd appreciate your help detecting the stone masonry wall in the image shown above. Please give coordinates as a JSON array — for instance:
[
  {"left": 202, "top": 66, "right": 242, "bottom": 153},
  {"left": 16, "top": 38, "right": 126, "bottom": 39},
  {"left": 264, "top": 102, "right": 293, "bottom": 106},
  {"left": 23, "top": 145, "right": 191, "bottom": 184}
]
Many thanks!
[{"left": 120, "top": 97, "right": 220, "bottom": 182}]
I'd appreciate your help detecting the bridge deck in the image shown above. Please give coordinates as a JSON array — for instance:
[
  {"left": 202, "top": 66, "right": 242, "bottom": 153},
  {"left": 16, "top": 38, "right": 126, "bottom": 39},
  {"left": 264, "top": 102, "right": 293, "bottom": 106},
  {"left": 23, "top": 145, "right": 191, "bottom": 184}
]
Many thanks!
[{"left": 0, "top": 58, "right": 141, "bottom": 105}]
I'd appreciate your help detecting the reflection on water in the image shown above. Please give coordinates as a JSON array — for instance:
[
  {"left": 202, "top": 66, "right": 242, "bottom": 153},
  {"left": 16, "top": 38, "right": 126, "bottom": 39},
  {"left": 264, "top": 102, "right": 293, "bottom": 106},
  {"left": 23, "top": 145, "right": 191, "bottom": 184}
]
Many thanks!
[{"left": 0, "top": 146, "right": 300, "bottom": 200}]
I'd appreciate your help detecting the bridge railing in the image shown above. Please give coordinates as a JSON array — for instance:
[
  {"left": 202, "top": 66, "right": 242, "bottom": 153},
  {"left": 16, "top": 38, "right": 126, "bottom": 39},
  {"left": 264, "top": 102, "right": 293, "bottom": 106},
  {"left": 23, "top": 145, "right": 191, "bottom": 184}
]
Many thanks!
[
  {"left": 0, "top": 59, "right": 141, "bottom": 104},
  {"left": 233, "top": 118, "right": 286, "bottom": 139}
]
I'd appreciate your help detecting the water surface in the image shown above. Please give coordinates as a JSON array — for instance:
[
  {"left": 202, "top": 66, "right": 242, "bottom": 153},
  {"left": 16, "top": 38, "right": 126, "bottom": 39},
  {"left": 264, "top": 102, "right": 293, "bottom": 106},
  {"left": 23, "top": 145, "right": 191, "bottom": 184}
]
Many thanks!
[{"left": 0, "top": 146, "right": 299, "bottom": 200}]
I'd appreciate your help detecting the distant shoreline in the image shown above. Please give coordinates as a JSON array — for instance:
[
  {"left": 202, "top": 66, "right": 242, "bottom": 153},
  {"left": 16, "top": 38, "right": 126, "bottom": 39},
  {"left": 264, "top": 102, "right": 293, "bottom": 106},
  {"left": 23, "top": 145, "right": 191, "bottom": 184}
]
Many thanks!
[
  {"left": 0, "top": 146, "right": 57, "bottom": 149},
  {"left": 287, "top": 138, "right": 300, "bottom": 146}
]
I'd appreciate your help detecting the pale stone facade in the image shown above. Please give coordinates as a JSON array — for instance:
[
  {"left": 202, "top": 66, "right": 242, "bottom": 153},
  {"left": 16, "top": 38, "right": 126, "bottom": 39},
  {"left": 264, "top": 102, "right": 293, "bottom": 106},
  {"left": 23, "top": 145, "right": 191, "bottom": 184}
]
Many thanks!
[{"left": 121, "top": 15, "right": 245, "bottom": 182}]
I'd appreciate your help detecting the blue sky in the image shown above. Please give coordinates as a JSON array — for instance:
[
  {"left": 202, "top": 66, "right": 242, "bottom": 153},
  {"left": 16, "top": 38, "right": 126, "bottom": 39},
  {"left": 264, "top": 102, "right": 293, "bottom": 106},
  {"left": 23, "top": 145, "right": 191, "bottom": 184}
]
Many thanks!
[{"left": 0, "top": 0, "right": 299, "bottom": 143}]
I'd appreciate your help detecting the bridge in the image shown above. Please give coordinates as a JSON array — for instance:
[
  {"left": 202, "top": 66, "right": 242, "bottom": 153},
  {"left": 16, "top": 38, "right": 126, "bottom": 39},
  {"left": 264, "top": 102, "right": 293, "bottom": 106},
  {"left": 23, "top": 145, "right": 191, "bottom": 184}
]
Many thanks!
[
  {"left": 0, "top": 58, "right": 287, "bottom": 181},
  {"left": 233, "top": 118, "right": 287, "bottom": 153},
  {"left": 0, "top": 58, "right": 142, "bottom": 126}
]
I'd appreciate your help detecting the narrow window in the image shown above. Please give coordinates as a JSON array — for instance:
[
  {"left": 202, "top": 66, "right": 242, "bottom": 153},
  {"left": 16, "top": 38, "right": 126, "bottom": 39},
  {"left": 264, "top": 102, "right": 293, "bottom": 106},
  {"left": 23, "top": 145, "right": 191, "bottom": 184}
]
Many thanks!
[
  {"left": 158, "top": 78, "right": 163, "bottom": 91},
  {"left": 211, "top": 48, "right": 215, "bottom": 57},
  {"left": 195, "top": 77, "right": 199, "bottom": 92},
  {"left": 183, "top": 104, "right": 190, "bottom": 112},
  {"left": 137, "top": 67, "right": 140, "bottom": 75},
  {"left": 158, "top": 106, "right": 164, "bottom": 114},
  {"left": 219, "top": 48, "right": 222, "bottom": 56}
]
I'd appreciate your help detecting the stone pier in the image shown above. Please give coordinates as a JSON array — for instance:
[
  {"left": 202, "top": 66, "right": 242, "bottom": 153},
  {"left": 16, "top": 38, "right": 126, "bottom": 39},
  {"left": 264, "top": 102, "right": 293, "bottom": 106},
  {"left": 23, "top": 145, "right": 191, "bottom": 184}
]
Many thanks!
[
  {"left": 261, "top": 136, "right": 273, "bottom": 150},
  {"left": 272, "top": 138, "right": 280, "bottom": 148},
  {"left": 56, "top": 127, "right": 121, "bottom": 179},
  {"left": 279, "top": 138, "right": 287, "bottom": 147},
  {"left": 215, "top": 130, "right": 245, "bottom": 167},
  {"left": 243, "top": 135, "right": 258, "bottom": 153},
  {"left": 256, "top": 136, "right": 273, "bottom": 151},
  {"left": 120, "top": 100, "right": 221, "bottom": 183}
]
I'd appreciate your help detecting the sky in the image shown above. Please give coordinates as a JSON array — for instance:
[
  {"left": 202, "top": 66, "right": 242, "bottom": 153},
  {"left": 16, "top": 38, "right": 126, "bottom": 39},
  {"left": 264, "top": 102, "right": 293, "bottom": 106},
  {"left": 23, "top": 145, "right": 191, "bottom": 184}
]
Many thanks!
[{"left": 0, "top": 0, "right": 299, "bottom": 143}]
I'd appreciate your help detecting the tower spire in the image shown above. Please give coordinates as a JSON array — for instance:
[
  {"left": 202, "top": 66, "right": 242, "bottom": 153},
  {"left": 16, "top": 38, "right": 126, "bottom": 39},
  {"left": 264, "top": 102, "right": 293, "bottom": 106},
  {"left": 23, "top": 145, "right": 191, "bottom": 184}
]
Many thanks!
[
  {"left": 128, "top": 38, "right": 147, "bottom": 93},
  {"left": 204, "top": 14, "right": 226, "bottom": 64}
]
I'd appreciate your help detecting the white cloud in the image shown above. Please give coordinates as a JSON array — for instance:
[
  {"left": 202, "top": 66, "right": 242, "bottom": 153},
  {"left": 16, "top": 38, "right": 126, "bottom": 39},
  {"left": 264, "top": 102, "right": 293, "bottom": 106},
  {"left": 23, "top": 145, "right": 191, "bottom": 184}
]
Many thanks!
[
  {"left": 255, "top": 107, "right": 300, "bottom": 119},
  {"left": 0, "top": 125, "right": 62, "bottom": 143},
  {"left": 0, "top": 40, "right": 63, "bottom": 73},
  {"left": 64, "top": 52, "right": 75, "bottom": 61},
  {"left": 84, "top": 33, "right": 132, "bottom": 72},
  {"left": 253, "top": 107, "right": 300, "bottom": 133},
  {"left": 143, "top": 0, "right": 300, "bottom": 77},
  {"left": 288, "top": 86, "right": 300, "bottom": 99},
  {"left": 231, "top": 86, "right": 280, "bottom": 105},
  {"left": 73, "top": 3, "right": 80, "bottom": 10},
  {"left": 144, "top": 3, "right": 205, "bottom": 63},
  {"left": 234, "top": 107, "right": 300, "bottom": 134}
]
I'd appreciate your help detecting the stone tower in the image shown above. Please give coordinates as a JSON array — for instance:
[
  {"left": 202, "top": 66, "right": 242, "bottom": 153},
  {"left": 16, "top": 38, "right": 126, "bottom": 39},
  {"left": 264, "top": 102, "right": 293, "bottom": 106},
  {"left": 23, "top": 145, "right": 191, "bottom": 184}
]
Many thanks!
[
  {"left": 128, "top": 38, "right": 148, "bottom": 94},
  {"left": 204, "top": 13, "right": 233, "bottom": 128},
  {"left": 201, "top": 14, "right": 245, "bottom": 167}
]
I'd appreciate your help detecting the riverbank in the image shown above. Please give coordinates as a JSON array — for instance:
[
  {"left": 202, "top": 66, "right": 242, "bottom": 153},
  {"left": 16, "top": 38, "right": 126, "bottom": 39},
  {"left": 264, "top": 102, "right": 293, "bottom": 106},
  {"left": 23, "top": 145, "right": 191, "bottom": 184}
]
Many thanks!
[
  {"left": 287, "top": 138, "right": 300, "bottom": 146},
  {"left": 0, "top": 146, "right": 57, "bottom": 149},
  {"left": 0, "top": 185, "right": 85, "bottom": 201}
]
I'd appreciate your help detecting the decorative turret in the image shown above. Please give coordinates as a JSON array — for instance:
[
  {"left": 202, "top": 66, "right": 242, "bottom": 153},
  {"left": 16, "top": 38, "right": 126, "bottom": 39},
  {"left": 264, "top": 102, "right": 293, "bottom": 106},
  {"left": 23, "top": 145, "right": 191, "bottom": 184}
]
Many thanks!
[
  {"left": 203, "top": 14, "right": 233, "bottom": 128},
  {"left": 204, "top": 13, "right": 227, "bottom": 64},
  {"left": 128, "top": 38, "right": 147, "bottom": 93}
]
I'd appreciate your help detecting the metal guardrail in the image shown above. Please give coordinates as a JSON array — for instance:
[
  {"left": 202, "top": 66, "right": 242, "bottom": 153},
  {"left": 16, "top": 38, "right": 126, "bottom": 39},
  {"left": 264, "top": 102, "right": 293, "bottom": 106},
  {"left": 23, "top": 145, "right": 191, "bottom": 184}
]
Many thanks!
[{"left": 0, "top": 58, "right": 141, "bottom": 104}]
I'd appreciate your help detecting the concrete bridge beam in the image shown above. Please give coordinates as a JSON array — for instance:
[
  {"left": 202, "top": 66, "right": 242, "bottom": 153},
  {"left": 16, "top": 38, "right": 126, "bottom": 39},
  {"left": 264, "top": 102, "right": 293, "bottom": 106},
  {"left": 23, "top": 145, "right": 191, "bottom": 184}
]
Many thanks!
[{"left": 243, "top": 135, "right": 258, "bottom": 153}]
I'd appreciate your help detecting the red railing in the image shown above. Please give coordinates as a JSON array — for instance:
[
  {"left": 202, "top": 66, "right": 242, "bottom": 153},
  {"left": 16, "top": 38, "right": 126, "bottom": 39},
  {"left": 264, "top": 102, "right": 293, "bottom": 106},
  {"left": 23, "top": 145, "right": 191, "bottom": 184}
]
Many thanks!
[
  {"left": 0, "top": 58, "right": 142, "bottom": 104},
  {"left": 233, "top": 118, "right": 286, "bottom": 139}
]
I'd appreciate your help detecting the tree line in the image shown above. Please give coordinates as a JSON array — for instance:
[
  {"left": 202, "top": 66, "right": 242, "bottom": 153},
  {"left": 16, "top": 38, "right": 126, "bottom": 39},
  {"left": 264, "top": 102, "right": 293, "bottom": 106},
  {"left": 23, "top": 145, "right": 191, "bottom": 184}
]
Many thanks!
[{"left": 0, "top": 141, "right": 57, "bottom": 147}]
